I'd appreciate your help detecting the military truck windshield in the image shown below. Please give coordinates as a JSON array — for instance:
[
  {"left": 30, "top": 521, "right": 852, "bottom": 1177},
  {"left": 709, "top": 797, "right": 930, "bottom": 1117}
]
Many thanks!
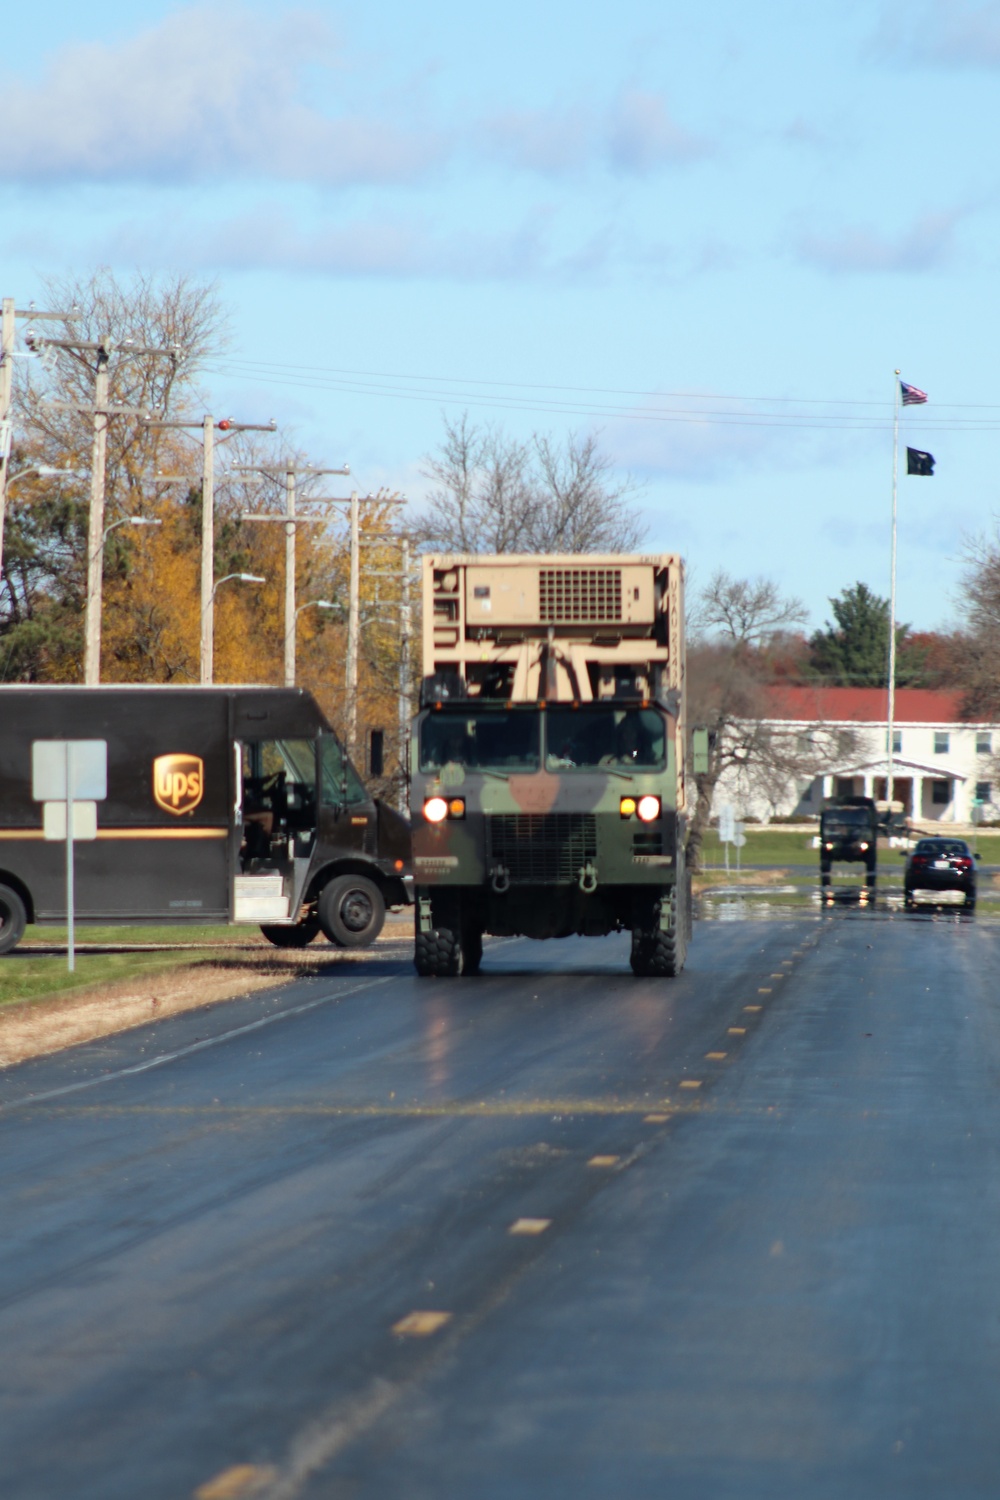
[
  {"left": 823, "top": 808, "right": 871, "bottom": 827},
  {"left": 545, "top": 707, "right": 666, "bottom": 770},
  {"left": 420, "top": 711, "right": 540, "bottom": 772}
]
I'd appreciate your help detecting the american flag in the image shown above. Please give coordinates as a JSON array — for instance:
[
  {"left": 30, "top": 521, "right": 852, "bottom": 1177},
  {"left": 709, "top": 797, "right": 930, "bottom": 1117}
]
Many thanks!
[{"left": 900, "top": 380, "right": 928, "bottom": 405}]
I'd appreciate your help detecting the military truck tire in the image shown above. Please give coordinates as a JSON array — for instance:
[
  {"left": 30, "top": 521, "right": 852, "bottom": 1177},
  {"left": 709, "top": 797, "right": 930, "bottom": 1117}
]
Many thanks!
[
  {"left": 319, "top": 875, "right": 385, "bottom": 948},
  {"left": 684, "top": 871, "right": 694, "bottom": 942},
  {"left": 630, "top": 889, "right": 685, "bottom": 978},
  {"left": 259, "top": 917, "right": 320, "bottom": 948},
  {"left": 0, "top": 883, "right": 27, "bottom": 956},
  {"left": 460, "top": 924, "right": 483, "bottom": 975},
  {"left": 414, "top": 927, "right": 461, "bottom": 977}
]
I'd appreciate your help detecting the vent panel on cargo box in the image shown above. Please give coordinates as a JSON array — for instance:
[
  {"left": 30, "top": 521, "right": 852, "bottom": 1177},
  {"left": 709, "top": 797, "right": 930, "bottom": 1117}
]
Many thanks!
[{"left": 539, "top": 569, "right": 622, "bottom": 624}]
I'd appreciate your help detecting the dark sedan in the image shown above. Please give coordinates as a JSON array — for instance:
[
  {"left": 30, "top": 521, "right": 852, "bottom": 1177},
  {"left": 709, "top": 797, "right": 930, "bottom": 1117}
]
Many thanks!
[{"left": 904, "top": 837, "right": 979, "bottom": 910}]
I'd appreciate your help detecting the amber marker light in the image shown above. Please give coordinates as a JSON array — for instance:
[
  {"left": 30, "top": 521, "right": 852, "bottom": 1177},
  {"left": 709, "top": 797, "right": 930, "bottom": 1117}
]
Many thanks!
[
  {"left": 448, "top": 798, "right": 466, "bottom": 819},
  {"left": 620, "top": 797, "right": 637, "bottom": 818},
  {"left": 423, "top": 797, "right": 448, "bottom": 823},
  {"left": 637, "top": 795, "right": 661, "bottom": 822}
]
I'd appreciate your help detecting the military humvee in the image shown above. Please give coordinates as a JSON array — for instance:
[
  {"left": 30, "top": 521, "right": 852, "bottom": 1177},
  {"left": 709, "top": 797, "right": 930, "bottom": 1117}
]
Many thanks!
[
  {"left": 819, "top": 795, "right": 879, "bottom": 889},
  {"left": 409, "top": 554, "right": 693, "bottom": 977}
]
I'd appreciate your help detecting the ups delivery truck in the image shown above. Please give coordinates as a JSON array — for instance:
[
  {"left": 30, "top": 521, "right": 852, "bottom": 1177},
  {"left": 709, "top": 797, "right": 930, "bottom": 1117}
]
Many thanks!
[{"left": 0, "top": 686, "right": 411, "bottom": 956}]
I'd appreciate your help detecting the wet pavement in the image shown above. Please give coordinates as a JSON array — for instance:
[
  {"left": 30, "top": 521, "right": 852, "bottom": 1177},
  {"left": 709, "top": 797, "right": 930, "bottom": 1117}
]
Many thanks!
[{"left": 2, "top": 909, "right": 1000, "bottom": 1498}]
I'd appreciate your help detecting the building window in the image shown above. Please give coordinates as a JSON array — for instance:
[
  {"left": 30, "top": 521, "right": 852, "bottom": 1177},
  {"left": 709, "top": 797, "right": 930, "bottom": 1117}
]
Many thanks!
[
  {"left": 976, "top": 781, "right": 992, "bottom": 804},
  {"left": 801, "top": 781, "right": 814, "bottom": 803},
  {"left": 977, "top": 732, "right": 992, "bottom": 755},
  {"left": 886, "top": 729, "right": 902, "bottom": 754},
  {"left": 932, "top": 779, "right": 951, "bottom": 806},
  {"left": 934, "top": 731, "right": 950, "bottom": 755}
]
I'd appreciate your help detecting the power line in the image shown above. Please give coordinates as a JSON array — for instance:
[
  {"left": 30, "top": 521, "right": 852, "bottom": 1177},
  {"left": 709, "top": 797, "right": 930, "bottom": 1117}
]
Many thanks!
[{"left": 203, "top": 359, "right": 1000, "bottom": 432}]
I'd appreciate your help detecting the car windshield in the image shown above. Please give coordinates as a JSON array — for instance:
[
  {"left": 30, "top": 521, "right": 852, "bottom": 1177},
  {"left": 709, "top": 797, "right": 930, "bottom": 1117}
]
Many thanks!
[
  {"left": 420, "top": 711, "right": 541, "bottom": 772},
  {"left": 545, "top": 707, "right": 666, "bottom": 771},
  {"left": 915, "top": 840, "right": 969, "bottom": 857}
]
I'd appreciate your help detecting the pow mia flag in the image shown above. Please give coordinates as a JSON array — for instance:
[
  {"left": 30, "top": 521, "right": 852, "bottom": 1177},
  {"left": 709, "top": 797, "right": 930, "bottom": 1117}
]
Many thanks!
[{"left": 906, "top": 446, "right": 935, "bottom": 476}]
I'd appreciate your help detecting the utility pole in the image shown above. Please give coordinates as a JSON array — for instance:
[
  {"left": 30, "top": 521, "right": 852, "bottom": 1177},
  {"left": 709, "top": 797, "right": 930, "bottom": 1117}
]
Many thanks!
[
  {"left": 0, "top": 299, "right": 77, "bottom": 589},
  {"left": 83, "top": 344, "right": 110, "bottom": 684},
  {"left": 236, "top": 462, "right": 350, "bottom": 688},
  {"left": 145, "top": 416, "right": 276, "bottom": 683},
  {"left": 29, "top": 329, "right": 181, "bottom": 683},
  {"left": 347, "top": 491, "right": 360, "bottom": 753},
  {"left": 400, "top": 536, "right": 412, "bottom": 811}
]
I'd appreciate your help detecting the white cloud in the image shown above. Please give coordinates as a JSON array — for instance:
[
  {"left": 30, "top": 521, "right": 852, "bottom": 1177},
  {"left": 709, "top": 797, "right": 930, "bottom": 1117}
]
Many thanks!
[
  {"left": 608, "top": 90, "right": 709, "bottom": 173},
  {"left": 874, "top": 0, "right": 1000, "bottom": 65},
  {"left": 101, "top": 205, "right": 553, "bottom": 280},
  {"left": 797, "top": 211, "right": 958, "bottom": 273},
  {"left": 479, "top": 89, "right": 709, "bottom": 177},
  {"left": 0, "top": 5, "right": 446, "bottom": 185}
]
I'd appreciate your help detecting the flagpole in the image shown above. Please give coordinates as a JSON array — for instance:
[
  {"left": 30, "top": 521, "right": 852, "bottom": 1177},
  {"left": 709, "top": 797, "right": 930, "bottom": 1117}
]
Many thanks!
[{"left": 887, "top": 368, "right": 900, "bottom": 813}]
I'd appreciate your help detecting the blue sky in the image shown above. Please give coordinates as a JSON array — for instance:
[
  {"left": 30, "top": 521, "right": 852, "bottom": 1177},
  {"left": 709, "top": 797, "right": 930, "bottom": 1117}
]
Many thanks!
[{"left": 4, "top": 0, "right": 1000, "bottom": 632}]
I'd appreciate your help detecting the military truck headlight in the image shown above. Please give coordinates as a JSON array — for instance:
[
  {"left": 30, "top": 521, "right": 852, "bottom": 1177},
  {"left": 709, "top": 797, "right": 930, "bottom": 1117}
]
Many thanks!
[
  {"left": 423, "top": 796, "right": 449, "bottom": 823},
  {"left": 636, "top": 795, "right": 661, "bottom": 822},
  {"left": 859, "top": 841, "right": 869, "bottom": 850},
  {"left": 448, "top": 798, "right": 466, "bottom": 819},
  {"left": 620, "top": 797, "right": 637, "bottom": 818}
]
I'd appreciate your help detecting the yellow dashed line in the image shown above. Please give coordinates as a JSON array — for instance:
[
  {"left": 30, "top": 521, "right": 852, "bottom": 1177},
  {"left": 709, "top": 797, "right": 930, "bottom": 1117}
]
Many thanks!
[
  {"left": 588, "top": 1155, "right": 621, "bottom": 1167},
  {"left": 392, "top": 1311, "right": 452, "bottom": 1337},
  {"left": 705, "top": 1051, "right": 728, "bottom": 1061},
  {"left": 644, "top": 1113, "right": 670, "bottom": 1123},
  {"left": 744, "top": 1005, "right": 762, "bottom": 1013},
  {"left": 679, "top": 1079, "right": 702, "bottom": 1090},
  {"left": 508, "top": 1218, "right": 552, "bottom": 1235},
  {"left": 770, "top": 973, "right": 785, "bottom": 979},
  {"left": 728, "top": 1027, "right": 747, "bottom": 1036},
  {"left": 758, "top": 987, "right": 772, "bottom": 994},
  {"left": 194, "top": 1466, "right": 276, "bottom": 1500}
]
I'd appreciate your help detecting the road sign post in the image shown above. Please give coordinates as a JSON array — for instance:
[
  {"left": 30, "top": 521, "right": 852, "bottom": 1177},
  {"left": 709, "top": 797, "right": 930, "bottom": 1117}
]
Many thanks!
[{"left": 32, "top": 740, "right": 107, "bottom": 972}]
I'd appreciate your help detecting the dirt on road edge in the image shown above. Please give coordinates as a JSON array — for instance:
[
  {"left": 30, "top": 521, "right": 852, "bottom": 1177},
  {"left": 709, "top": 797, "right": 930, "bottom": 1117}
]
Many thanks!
[{"left": 0, "top": 940, "right": 410, "bottom": 1070}]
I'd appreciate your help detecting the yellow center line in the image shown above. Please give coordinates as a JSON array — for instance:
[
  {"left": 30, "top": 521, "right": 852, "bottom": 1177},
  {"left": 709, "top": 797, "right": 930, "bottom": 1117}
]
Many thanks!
[
  {"left": 392, "top": 1311, "right": 452, "bottom": 1337},
  {"left": 705, "top": 1051, "right": 728, "bottom": 1060},
  {"left": 508, "top": 1218, "right": 552, "bottom": 1235},
  {"left": 194, "top": 1465, "right": 277, "bottom": 1500}
]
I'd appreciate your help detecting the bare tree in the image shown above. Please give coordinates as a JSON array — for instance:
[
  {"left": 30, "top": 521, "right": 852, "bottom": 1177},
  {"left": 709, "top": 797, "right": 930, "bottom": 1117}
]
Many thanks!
[
  {"left": 686, "top": 572, "right": 857, "bottom": 869},
  {"left": 417, "top": 414, "right": 645, "bottom": 554}
]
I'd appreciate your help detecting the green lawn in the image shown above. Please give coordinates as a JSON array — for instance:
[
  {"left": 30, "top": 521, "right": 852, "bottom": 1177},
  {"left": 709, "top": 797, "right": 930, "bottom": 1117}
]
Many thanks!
[
  {"left": 0, "top": 948, "right": 223, "bottom": 1010},
  {"left": 699, "top": 828, "right": 1000, "bottom": 869}
]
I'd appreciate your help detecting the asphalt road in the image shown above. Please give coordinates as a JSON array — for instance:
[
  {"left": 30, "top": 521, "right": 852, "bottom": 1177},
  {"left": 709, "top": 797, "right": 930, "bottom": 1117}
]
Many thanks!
[{"left": 2, "top": 905, "right": 1000, "bottom": 1499}]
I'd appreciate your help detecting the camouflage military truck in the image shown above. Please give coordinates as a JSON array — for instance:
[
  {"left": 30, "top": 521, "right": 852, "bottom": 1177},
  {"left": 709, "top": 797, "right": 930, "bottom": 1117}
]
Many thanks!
[{"left": 410, "top": 554, "right": 694, "bottom": 977}]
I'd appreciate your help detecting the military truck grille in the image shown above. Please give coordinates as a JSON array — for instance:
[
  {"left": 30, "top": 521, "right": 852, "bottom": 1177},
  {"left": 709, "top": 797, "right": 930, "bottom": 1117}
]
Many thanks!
[
  {"left": 539, "top": 568, "right": 622, "bottom": 624},
  {"left": 487, "top": 813, "right": 597, "bottom": 884}
]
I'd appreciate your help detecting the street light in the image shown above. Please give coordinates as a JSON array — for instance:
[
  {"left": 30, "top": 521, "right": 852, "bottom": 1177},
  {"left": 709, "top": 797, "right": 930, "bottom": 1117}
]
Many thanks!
[
  {"left": 202, "top": 573, "right": 266, "bottom": 685},
  {"left": 101, "top": 515, "right": 163, "bottom": 546},
  {"left": 290, "top": 599, "right": 339, "bottom": 687}
]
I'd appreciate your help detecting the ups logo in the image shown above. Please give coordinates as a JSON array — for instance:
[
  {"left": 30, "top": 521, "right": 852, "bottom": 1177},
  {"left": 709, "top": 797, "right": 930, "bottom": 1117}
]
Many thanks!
[{"left": 153, "top": 754, "right": 204, "bottom": 816}]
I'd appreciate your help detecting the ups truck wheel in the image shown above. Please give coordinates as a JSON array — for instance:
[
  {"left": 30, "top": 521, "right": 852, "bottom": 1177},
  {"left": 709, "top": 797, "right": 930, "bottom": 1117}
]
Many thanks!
[
  {"left": 260, "top": 917, "right": 320, "bottom": 948},
  {"left": 319, "top": 876, "right": 385, "bottom": 948},
  {"left": 0, "top": 884, "right": 27, "bottom": 956}
]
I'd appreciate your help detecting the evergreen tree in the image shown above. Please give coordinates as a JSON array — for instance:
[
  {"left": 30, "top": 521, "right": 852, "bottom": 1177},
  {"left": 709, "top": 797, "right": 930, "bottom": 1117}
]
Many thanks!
[{"left": 809, "top": 582, "right": 913, "bottom": 686}]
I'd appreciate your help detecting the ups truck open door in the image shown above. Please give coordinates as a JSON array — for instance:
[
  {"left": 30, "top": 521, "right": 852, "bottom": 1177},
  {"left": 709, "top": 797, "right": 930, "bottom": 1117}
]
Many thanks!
[{"left": 0, "top": 686, "right": 411, "bottom": 955}]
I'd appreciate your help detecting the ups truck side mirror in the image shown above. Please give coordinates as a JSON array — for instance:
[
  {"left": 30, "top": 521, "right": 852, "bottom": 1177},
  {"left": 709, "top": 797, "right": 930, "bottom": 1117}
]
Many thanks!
[
  {"left": 692, "top": 727, "right": 709, "bottom": 776},
  {"left": 368, "top": 728, "right": 385, "bottom": 779}
]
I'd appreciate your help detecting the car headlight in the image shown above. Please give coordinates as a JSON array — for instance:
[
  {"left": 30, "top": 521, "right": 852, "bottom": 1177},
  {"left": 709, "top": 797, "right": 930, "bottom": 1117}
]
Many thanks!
[
  {"left": 423, "top": 796, "right": 448, "bottom": 823},
  {"left": 636, "top": 795, "right": 661, "bottom": 823}
]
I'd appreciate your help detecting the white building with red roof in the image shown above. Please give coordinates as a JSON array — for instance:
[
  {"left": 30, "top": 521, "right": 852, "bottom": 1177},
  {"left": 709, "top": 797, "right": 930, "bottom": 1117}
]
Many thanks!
[{"left": 721, "top": 685, "right": 994, "bottom": 825}]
